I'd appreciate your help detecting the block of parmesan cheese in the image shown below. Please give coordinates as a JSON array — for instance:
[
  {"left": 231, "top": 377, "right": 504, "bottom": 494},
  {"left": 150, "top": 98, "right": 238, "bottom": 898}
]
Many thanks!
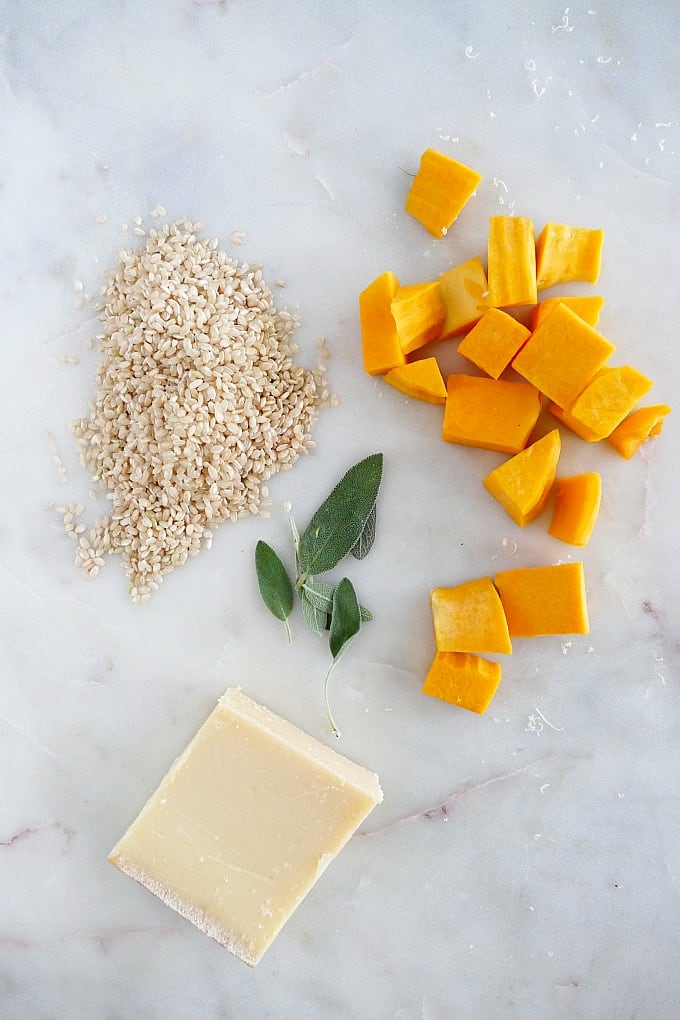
[{"left": 108, "top": 688, "right": 383, "bottom": 966}]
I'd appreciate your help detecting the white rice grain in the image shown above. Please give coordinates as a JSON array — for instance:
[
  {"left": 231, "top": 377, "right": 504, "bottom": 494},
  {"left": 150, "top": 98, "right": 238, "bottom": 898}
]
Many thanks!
[{"left": 45, "top": 432, "right": 68, "bottom": 485}]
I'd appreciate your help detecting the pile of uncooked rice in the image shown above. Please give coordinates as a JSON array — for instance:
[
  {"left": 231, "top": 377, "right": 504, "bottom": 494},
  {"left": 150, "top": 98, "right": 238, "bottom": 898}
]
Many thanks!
[{"left": 71, "top": 219, "right": 323, "bottom": 603}]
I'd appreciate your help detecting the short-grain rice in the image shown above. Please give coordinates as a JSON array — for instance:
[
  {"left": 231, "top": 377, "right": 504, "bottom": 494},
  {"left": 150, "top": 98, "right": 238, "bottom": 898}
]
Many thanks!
[{"left": 71, "top": 219, "right": 321, "bottom": 602}]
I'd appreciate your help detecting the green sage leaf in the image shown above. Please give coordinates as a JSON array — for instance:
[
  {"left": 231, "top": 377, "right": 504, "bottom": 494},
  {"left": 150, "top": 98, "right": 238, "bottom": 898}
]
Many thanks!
[
  {"left": 359, "top": 603, "right": 373, "bottom": 623},
  {"left": 303, "top": 578, "right": 373, "bottom": 622},
  {"left": 302, "top": 579, "right": 335, "bottom": 615},
  {"left": 350, "top": 501, "right": 377, "bottom": 560},
  {"left": 255, "top": 541, "right": 294, "bottom": 639},
  {"left": 298, "top": 453, "right": 383, "bottom": 577},
  {"left": 329, "top": 577, "right": 361, "bottom": 662},
  {"left": 301, "top": 589, "right": 328, "bottom": 636},
  {"left": 324, "top": 577, "right": 362, "bottom": 737}
]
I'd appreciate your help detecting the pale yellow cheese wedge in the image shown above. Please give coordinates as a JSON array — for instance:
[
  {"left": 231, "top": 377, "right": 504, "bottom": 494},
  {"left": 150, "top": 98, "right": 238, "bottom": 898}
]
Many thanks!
[{"left": 108, "top": 688, "right": 382, "bottom": 966}]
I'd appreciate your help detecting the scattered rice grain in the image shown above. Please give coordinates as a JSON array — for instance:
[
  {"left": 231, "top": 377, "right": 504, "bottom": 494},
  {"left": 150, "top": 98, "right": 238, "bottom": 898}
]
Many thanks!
[
  {"left": 95, "top": 213, "right": 108, "bottom": 224},
  {"left": 45, "top": 431, "right": 68, "bottom": 484}
]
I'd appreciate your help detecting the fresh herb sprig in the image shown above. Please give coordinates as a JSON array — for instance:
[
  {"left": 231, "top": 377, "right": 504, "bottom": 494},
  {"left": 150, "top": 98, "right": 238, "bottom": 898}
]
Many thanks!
[{"left": 254, "top": 452, "right": 383, "bottom": 736}]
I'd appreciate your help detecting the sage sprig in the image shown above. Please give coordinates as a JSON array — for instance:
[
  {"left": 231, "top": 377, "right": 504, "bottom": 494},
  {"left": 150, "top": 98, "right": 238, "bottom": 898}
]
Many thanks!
[{"left": 254, "top": 452, "right": 384, "bottom": 735}]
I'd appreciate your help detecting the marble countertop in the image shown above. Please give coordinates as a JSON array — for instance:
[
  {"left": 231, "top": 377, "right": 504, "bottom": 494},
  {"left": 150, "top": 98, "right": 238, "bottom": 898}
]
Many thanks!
[{"left": 2, "top": 2, "right": 679, "bottom": 1017}]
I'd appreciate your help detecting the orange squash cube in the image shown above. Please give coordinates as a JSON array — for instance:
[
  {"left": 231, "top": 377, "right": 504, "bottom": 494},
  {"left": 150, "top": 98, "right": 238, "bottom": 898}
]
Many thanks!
[
  {"left": 536, "top": 222, "right": 604, "bottom": 290},
  {"left": 438, "top": 257, "right": 488, "bottom": 338},
  {"left": 568, "top": 365, "right": 653, "bottom": 438},
  {"left": 384, "top": 357, "right": 447, "bottom": 405},
  {"left": 405, "top": 148, "right": 482, "bottom": 238},
  {"left": 359, "top": 271, "right": 406, "bottom": 376},
  {"left": 548, "top": 474, "right": 602, "bottom": 547},
  {"left": 548, "top": 401, "right": 602, "bottom": 442},
  {"left": 607, "top": 404, "right": 671, "bottom": 459},
  {"left": 512, "top": 303, "right": 615, "bottom": 409},
  {"left": 530, "top": 295, "right": 605, "bottom": 332},
  {"left": 430, "top": 578, "right": 512, "bottom": 654},
  {"left": 442, "top": 375, "right": 542, "bottom": 454},
  {"left": 422, "top": 652, "right": 502, "bottom": 715},
  {"left": 390, "top": 282, "right": 446, "bottom": 355},
  {"left": 458, "top": 308, "right": 530, "bottom": 379},
  {"left": 494, "top": 562, "right": 589, "bottom": 637},
  {"left": 482, "top": 429, "right": 561, "bottom": 527},
  {"left": 487, "top": 216, "right": 537, "bottom": 308}
]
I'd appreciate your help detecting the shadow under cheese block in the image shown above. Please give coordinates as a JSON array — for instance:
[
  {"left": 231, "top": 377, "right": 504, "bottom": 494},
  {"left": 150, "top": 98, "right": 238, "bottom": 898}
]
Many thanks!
[{"left": 108, "top": 688, "right": 383, "bottom": 966}]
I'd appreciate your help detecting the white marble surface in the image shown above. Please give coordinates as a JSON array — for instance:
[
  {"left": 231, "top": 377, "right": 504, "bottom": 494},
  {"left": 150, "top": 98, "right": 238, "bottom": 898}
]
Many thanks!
[{"left": 2, "top": 2, "right": 679, "bottom": 1017}]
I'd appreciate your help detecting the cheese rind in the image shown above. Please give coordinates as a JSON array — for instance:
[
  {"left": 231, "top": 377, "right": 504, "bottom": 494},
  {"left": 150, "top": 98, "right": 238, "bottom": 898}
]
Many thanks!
[{"left": 108, "top": 688, "right": 383, "bottom": 966}]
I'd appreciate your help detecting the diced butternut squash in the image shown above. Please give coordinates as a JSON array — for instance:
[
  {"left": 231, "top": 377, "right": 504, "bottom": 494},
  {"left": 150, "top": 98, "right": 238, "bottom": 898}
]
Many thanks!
[
  {"left": 607, "top": 404, "right": 671, "bottom": 459},
  {"left": 438, "top": 257, "right": 488, "bottom": 338},
  {"left": 430, "top": 578, "right": 512, "bottom": 654},
  {"left": 385, "top": 357, "right": 447, "bottom": 405},
  {"left": 390, "top": 282, "right": 446, "bottom": 355},
  {"left": 494, "top": 562, "right": 589, "bottom": 637},
  {"left": 487, "top": 216, "right": 537, "bottom": 308},
  {"left": 405, "top": 148, "right": 483, "bottom": 238},
  {"left": 442, "top": 375, "right": 542, "bottom": 454},
  {"left": 548, "top": 401, "right": 602, "bottom": 442},
  {"left": 457, "top": 308, "right": 530, "bottom": 379},
  {"left": 483, "top": 429, "right": 561, "bottom": 527},
  {"left": 568, "top": 365, "right": 653, "bottom": 438},
  {"left": 359, "top": 271, "right": 406, "bottom": 376},
  {"left": 536, "top": 223, "right": 604, "bottom": 290},
  {"left": 512, "top": 303, "right": 616, "bottom": 409},
  {"left": 548, "top": 474, "right": 602, "bottom": 547},
  {"left": 530, "top": 295, "right": 605, "bottom": 332},
  {"left": 422, "top": 651, "right": 502, "bottom": 714}
]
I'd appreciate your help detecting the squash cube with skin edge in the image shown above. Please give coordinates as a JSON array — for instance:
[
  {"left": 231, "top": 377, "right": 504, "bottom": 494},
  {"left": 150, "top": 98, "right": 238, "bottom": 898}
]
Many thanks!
[
  {"left": 438, "top": 257, "right": 489, "bottom": 339},
  {"left": 607, "top": 404, "right": 671, "bottom": 459},
  {"left": 359, "top": 271, "right": 405, "bottom": 376},
  {"left": 405, "top": 148, "right": 483, "bottom": 238},
  {"left": 487, "top": 216, "right": 537, "bottom": 308},
  {"left": 530, "top": 295, "right": 605, "bottom": 332},
  {"left": 458, "top": 308, "right": 531, "bottom": 380},
  {"left": 442, "top": 374, "right": 542, "bottom": 455},
  {"left": 494, "top": 563, "right": 589, "bottom": 638},
  {"left": 536, "top": 223, "right": 604, "bottom": 290},
  {"left": 423, "top": 651, "right": 502, "bottom": 715},
  {"left": 512, "top": 303, "right": 616, "bottom": 410},
  {"left": 108, "top": 688, "right": 383, "bottom": 968},
  {"left": 430, "top": 578, "right": 512, "bottom": 654},
  {"left": 390, "top": 282, "right": 446, "bottom": 355},
  {"left": 482, "top": 429, "right": 561, "bottom": 527},
  {"left": 549, "top": 473, "right": 602, "bottom": 547},
  {"left": 384, "top": 357, "right": 447, "bottom": 405},
  {"left": 568, "top": 365, "right": 654, "bottom": 439}
]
